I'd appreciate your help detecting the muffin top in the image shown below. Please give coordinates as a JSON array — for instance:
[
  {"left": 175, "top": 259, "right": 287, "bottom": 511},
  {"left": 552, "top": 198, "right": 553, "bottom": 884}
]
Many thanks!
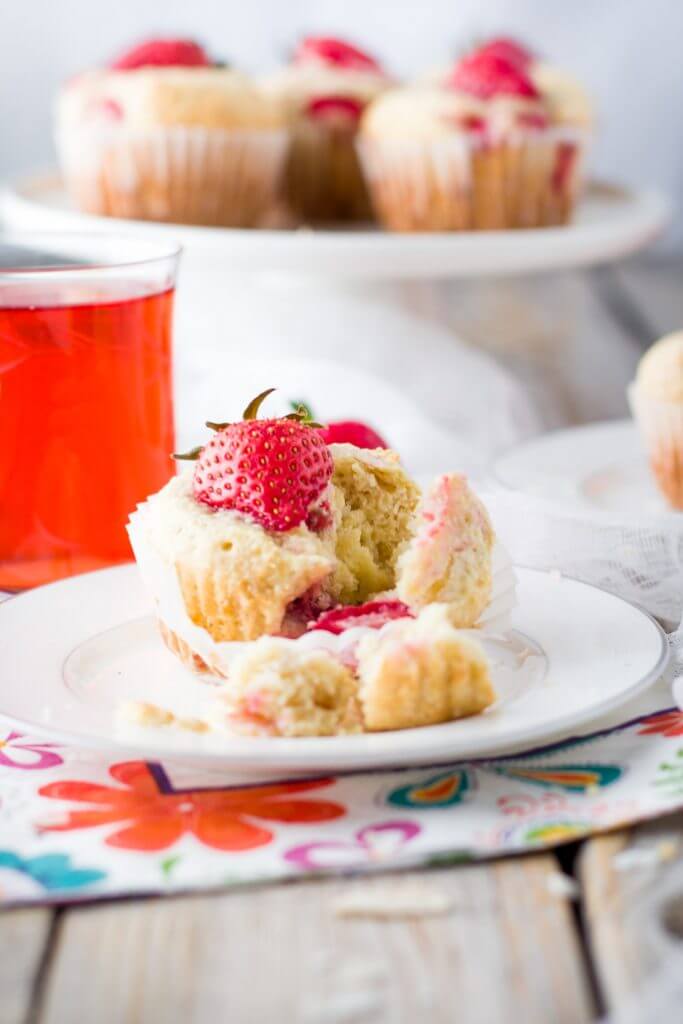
[
  {"left": 58, "top": 38, "right": 284, "bottom": 130},
  {"left": 262, "top": 36, "right": 389, "bottom": 120},
  {"left": 415, "top": 38, "right": 593, "bottom": 131},
  {"left": 531, "top": 62, "right": 593, "bottom": 128},
  {"left": 635, "top": 332, "right": 683, "bottom": 403},
  {"left": 362, "top": 50, "right": 550, "bottom": 140}
]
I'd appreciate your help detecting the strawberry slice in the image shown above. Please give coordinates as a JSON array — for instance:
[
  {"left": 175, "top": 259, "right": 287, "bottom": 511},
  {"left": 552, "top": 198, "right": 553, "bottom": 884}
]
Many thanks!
[
  {"left": 295, "top": 36, "right": 382, "bottom": 73},
  {"left": 448, "top": 52, "right": 539, "bottom": 100},
  {"left": 87, "top": 98, "right": 124, "bottom": 121},
  {"left": 552, "top": 142, "right": 577, "bottom": 194},
  {"left": 306, "top": 96, "right": 365, "bottom": 122},
  {"left": 473, "top": 37, "right": 534, "bottom": 69},
  {"left": 111, "top": 38, "right": 210, "bottom": 70},
  {"left": 310, "top": 600, "right": 414, "bottom": 634}
]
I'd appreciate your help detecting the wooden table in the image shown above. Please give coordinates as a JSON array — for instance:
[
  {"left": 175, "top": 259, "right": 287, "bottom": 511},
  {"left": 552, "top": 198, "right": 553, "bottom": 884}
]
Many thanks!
[{"left": 3, "top": 256, "right": 683, "bottom": 1024}]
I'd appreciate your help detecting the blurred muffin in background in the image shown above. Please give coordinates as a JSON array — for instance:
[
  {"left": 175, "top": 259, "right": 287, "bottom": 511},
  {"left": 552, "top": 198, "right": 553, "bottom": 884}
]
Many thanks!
[
  {"left": 263, "top": 36, "right": 391, "bottom": 222},
  {"left": 359, "top": 41, "right": 590, "bottom": 232},
  {"left": 629, "top": 332, "right": 683, "bottom": 510},
  {"left": 56, "top": 38, "right": 287, "bottom": 227}
]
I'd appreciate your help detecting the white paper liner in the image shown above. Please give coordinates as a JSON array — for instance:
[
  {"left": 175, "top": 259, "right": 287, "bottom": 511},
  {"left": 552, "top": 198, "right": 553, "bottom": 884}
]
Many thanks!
[
  {"left": 56, "top": 123, "right": 288, "bottom": 227},
  {"left": 629, "top": 383, "right": 683, "bottom": 509},
  {"left": 127, "top": 503, "right": 516, "bottom": 681},
  {"left": 357, "top": 126, "right": 587, "bottom": 231}
]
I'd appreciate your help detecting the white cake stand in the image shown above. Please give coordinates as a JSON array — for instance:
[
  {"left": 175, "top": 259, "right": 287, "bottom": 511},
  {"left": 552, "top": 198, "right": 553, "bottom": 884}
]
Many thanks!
[
  {"left": 0, "top": 174, "right": 671, "bottom": 465},
  {"left": 0, "top": 174, "right": 669, "bottom": 278}
]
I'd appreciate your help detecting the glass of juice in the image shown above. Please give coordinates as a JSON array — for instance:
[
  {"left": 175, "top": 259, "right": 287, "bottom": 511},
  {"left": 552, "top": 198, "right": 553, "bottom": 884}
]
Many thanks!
[{"left": 0, "top": 234, "right": 180, "bottom": 590}]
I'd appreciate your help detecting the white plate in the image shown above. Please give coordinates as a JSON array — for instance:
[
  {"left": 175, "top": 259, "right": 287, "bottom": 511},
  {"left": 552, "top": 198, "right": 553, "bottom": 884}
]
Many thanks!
[
  {"left": 0, "top": 565, "right": 667, "bottom": 772},
  {"left": 493, "top": 419, "right": 681, "bottom": 527},
  {"left": 0, "top": 175, "right": 669, "bottom": 279}
]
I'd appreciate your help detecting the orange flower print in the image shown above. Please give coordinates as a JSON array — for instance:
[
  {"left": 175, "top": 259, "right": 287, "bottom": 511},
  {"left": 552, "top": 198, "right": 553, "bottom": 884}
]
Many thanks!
[
  {"left": 638, "top": 710, "right": 683, "bottom": 738},
  {"left": 38, "top": 761, "right": 345, "bottom": 852}
]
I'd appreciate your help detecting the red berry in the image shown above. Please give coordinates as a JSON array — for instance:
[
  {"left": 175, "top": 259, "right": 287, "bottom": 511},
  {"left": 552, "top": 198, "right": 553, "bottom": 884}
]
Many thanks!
[
  {"left": 305, "top": 501, "right": 334, "bottom": 533},
  {"left": 192, "top": 418, "right": 333, "bottom": 532},
  {"left": 110, "top": 38, "right": 210, "bottom": 71},
  {"left": 310, "top": 600, "right": 414, "bottom": 635},
  {"left": 306, "top": 96, "right": 365, "bottom": 122},
  {"left": 319, "top": 420, "right": 388, "bottom": 449},
  {"left": 473, "top": 37, "right": 533, "bottom": 69},
  {"left": 448, "top": 52, "right": 539, "bottom": 100},
  {"left": 87, "top": 97, "right": 124, "bottom": 121},
  {"left": 295, "top": 36, "right": 382, "bottom": 73},
  {"left": 552, "top": 142, "right": 577, "bottom": 194}
]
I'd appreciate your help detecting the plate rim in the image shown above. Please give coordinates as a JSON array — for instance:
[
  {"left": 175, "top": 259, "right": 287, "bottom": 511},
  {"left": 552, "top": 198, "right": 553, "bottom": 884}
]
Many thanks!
[
  {"left": 492, "top": 418, "right": 683, "bottom": 529},
  {"left": 0, "top": 564, "right": 670, "bottom": 769}
]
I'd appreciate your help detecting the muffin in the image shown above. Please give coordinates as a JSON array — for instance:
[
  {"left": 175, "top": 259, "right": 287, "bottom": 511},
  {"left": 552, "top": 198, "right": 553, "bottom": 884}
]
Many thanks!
[
  {"left": 477, "top": 37, "right": 593, "bottom": 197},
  {"left": 220, "top": 604, "right": 493, "bottom": 736},
  {"left": 56, "top": 38, "right": 287, "bottom": 226},
  {"left": 629, "top": 332, "right": 683, "bottom": 510},
  {"left": 360, "top": 45, "right": 588, "bottom": 231},
  {"left": 262, "top": 36, "right": 390, "bottom": 221},
  {"left": 126, "top": 390, "right": 508, "bottom": 734}
]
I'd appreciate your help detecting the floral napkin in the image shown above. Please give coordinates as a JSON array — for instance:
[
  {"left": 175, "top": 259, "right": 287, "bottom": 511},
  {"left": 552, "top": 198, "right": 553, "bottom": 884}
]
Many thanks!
[{"left": 1, "top": 680, "right": 682, "bottom": 906}]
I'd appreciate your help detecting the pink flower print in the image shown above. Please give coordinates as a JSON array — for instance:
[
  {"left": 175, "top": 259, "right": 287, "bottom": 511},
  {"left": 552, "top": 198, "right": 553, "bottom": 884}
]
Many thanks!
[
  {"left": 0, "top": 732, "right": 62, "bottom": 771},
  {"left": 284, "top": 820, "right": 420, "bottom": 871}
]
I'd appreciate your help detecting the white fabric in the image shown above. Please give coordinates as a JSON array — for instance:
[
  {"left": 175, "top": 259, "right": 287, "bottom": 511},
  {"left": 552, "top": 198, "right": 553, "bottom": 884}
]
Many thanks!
[{"left": 484, "top": 487, "right": 683, "bottom": 630}]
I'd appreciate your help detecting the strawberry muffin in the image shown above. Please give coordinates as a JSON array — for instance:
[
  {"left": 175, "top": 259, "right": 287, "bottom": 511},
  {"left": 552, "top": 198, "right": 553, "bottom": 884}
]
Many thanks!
[
  {"left": 360, "top": 42, "right": 588, "bottom": 231},
  {"left": 262, "top": 36, "right": 391, "bottom": 221},
  {"left": 629, "top": 332, "right": 683, "bottom": 510},
  {"left": 56, "top": 38, "right": 287, "bottom": 226},
  {"left": 127, "top": 389, "right": 506, "bottom": 735}
]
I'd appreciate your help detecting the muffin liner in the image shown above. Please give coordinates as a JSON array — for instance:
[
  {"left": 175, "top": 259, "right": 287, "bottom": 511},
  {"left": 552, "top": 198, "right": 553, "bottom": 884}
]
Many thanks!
[
  {"left": 629, "top": 384, "right": 683, "bottom": 510},
  {"left": 127, "top": 510, "right": 516, "bottom": 682},
  {"left": 56, "top": 123, "right": 289, "bottom": 227},
  {"left": 357, "top": 128, "right": 586, "bottom": 231},
  {"left": 283, "top": 118, "right": 372, "bottom": 222}
]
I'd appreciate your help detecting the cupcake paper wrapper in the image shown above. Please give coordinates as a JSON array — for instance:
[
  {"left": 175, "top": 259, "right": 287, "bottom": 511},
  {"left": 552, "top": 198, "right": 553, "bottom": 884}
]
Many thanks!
[
  {"left": 629, "top": 383, "right": 683, "bottom": 510},
  {"left": 357, "top": 128, "right": 586, "bottom": 231},
  {"left": 282, "top": 117, "right": 372, "bottom": 222},
  {"left": 57, "top": 123, "right": 289, "bottom": 227},
  {"left": 127, "top": 509, "right": 517, "bottom": 682}
]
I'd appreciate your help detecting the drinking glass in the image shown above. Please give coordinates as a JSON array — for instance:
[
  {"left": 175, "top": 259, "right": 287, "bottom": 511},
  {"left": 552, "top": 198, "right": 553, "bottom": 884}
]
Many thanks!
[{"left": 0, "top": 234, "right": 180, "bottom": 589}]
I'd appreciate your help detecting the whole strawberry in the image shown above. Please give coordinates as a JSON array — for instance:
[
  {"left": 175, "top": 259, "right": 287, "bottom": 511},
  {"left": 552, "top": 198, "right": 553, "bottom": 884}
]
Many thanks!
[
  {"left": 177, "top": 390, "right": 333, "bottom": 532},
  {"left": 320, "top": 420, "right": 388, "bottom": 449},
  {"left": 289, "top": 401, "right": 389, "bottom": 450}
]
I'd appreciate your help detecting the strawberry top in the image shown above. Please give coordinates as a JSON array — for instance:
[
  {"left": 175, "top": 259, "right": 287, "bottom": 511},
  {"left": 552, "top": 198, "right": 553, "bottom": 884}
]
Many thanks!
[
  {"left": 448, "top": 52, "right": 539, "bottom": 100},
  {"left": 294, "top": 36, "right": 383, "bottom": 73},
  {"left": 473, "top": 37, "right": 534, "bottom": 69},
  {"left": 180, "top": 390, "right": 334, "bottom": 533},
  {"left": 110, "top": 38, "right": 211, "bottom": 71}
]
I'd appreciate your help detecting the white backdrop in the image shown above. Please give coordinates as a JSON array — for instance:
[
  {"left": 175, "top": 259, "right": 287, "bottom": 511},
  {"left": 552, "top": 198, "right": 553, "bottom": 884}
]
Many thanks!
[{"left": 1, "top": 0, "right": 682, "bottom": 244}]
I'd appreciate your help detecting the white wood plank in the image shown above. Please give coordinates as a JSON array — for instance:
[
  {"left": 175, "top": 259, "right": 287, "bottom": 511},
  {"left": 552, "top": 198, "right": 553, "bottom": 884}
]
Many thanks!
[
  {"left": 579, "top": 812, "right": 683, "bottom": 1016},
  {"left": 39, "top": 859, "right": 593, "bottom": 1024},
  {"left": 0, "top": 908, "right": 53, "bottom": 1024}
]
